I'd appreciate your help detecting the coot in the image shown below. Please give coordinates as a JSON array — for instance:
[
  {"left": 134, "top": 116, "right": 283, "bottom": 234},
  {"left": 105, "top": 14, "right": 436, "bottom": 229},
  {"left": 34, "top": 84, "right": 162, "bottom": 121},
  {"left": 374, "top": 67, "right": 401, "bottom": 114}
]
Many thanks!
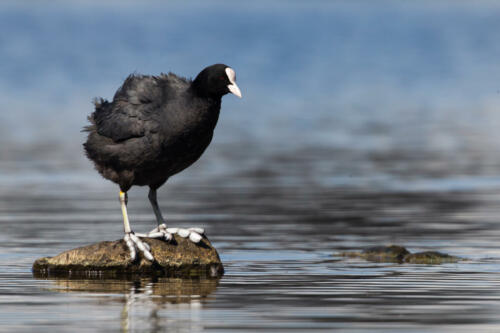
[{"left": 83, "top": 64, "right": 242, "bottom": 261}]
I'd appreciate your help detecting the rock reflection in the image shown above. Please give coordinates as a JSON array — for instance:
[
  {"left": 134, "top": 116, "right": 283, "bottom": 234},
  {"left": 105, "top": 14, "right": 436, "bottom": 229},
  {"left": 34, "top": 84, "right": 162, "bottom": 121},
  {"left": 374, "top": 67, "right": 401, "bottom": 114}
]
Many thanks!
[{"left": 36, "top": 277, "right": 220, "bottom": 332}]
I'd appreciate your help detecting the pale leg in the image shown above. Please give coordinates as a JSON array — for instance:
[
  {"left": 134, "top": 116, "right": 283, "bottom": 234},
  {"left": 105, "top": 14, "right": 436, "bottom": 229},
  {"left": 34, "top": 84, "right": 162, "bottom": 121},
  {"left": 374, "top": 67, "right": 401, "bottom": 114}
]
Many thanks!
[{"left": 120, "top": 191, "right": 153, "bottom": 261}]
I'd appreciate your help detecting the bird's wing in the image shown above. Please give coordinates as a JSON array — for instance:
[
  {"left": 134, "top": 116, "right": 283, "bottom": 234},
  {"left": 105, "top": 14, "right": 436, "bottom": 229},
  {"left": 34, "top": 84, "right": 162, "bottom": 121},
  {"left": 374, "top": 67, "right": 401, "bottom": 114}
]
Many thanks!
[{"left": 91, "top": 75, "right": 166, "bottom": 142}]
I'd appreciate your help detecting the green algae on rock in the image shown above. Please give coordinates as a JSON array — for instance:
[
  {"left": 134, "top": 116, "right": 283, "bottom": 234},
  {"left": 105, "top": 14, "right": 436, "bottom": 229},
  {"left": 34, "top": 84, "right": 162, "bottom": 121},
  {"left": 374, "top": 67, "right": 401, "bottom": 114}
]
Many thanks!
[
  {"left": 341, "top": 245, "right": 410, "bottom": 263},
  {"left": 340, "top": 245, "right": 461, "bottom": 264},
  {"left": 403, "top": 251, "right": 460, "bottom": 264},
  {"left": 32, "top": 235, "right": 223, "bottom": 278}
]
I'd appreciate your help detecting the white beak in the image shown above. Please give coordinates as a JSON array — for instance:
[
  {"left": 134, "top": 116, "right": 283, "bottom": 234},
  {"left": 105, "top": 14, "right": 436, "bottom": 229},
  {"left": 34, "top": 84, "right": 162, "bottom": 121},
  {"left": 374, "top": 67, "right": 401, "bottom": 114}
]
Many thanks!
[
  {"left": 225, "top": 67, "right": 242, "bottom": 98},
  {"left": 228, "top": 83, "right": 242, "bottom": 98}
]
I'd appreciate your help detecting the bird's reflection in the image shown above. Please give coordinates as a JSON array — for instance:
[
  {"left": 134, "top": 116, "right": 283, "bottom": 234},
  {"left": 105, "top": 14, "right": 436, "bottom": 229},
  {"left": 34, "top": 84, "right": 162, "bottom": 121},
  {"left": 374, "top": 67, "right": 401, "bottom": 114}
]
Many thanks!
[{"left": 36, "top": 276, "right": 220, "bottom": 332}]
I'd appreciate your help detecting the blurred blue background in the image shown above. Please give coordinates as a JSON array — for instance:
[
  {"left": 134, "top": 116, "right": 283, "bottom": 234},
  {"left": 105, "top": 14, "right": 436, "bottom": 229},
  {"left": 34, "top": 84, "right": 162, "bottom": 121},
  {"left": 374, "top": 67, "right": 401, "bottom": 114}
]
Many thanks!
[
  {"left": 4, "top": 1, "right": 500, "bottom": 331},
  {"left": 2, "top": 0, "right": 500, "bottom": 192}
]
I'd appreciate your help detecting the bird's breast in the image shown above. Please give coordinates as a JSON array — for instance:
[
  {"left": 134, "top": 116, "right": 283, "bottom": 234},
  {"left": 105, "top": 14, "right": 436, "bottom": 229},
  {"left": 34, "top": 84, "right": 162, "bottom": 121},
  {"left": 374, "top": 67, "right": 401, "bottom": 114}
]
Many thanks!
[{"left": 156, "top": 102, "right": 219, "bottom": 172}]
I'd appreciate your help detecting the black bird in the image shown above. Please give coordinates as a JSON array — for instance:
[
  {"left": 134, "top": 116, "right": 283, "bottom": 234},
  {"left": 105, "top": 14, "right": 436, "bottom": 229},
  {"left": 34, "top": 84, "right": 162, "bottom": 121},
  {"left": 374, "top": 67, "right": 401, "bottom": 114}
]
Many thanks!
[{"left": 83, "top": 64, "right": 242, "bottom": 260}]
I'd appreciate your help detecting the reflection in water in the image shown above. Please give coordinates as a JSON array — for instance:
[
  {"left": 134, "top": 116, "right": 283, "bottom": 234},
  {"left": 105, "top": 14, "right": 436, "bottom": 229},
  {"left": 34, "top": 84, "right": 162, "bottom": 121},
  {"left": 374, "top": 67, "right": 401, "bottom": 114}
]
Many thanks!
[
  {"left": 4, "top": 170, "right": 500, "bottom": 331},
  {"left": 37, "top": 277, "right": 219, "bottom": 332}
]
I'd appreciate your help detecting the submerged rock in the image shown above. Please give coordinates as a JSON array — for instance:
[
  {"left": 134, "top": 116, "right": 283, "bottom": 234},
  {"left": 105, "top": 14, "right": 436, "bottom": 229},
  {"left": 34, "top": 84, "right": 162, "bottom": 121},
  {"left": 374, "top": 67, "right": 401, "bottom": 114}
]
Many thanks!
[
  {"left": 403, "top": 251, "right": 460, "bottom": 264},
  {"left": 33, "top": 235, "right": 224, "bottom": 278},
  {"left": 340, "top": 245, "right": 461, "bottom": 264},
  {"left": 344, "top": 245, "right": 410, "bottom": 263}
]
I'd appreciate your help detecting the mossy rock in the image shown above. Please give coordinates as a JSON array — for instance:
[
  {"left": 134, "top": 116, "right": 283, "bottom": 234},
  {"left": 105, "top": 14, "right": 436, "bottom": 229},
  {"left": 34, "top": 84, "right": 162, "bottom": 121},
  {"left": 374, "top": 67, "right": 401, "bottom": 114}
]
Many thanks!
[
  {"left": 404, "top": 251, "right": 460, "bottom": 264},
  {"left": 340, "top": 245, "right": 461, "bottom": 264},
  {"left": 341, "top": 245, "right": 410, "bottom": 263},
  {"left": 32, "top": 235, "right": 224, "bottom": 278}
]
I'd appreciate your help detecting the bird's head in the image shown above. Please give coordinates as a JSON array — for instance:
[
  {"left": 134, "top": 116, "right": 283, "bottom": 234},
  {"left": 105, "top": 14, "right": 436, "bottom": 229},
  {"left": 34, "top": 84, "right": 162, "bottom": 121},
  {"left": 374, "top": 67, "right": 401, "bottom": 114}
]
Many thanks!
[{"left": 192, "top": 64, "right": 242, "bottom": 99}]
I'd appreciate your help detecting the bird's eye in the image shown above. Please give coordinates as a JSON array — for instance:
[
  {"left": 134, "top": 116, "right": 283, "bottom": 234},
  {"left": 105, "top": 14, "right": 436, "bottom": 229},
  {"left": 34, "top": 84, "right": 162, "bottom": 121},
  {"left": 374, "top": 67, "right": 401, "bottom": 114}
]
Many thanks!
[{"left": 219, "top": 76, "right": 225, "bottom": 80}]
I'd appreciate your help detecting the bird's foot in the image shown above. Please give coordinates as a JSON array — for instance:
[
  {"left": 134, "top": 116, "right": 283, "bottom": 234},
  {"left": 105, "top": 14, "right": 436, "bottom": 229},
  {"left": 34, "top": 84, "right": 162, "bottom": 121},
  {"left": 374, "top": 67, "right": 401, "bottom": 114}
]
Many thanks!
[
  {"left": 140, "top": 224, "right": 205, "bottom": 243},
  {"left": 123, "top": 232, "right": 154, "bottom": 261},
  {"left": 124, "top": 225, "right": 205, "bottom": 261}
]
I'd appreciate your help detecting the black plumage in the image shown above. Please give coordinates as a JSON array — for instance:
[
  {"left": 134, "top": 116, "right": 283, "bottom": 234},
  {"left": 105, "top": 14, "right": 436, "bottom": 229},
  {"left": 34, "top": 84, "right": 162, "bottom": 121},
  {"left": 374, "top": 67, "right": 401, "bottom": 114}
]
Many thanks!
[
  {"left": 83, "top": 63, "right": 241, "bottom": 260},
  {"left": 83, "top": 64, "right": 240, "bottom": 192}
]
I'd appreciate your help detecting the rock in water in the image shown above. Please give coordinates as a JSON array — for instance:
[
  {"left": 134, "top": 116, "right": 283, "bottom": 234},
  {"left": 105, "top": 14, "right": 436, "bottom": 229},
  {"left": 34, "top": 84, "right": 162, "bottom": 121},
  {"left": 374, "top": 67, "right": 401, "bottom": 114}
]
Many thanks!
[
  {"left": 403, "top": 251, "right": 460, "bottom": 264},
  {"left": 340, "top": 245, "right": 410, "bottom": 263},
  {"left": 32, "top": 235, "right": 223, "bottom": 278},
  {"left": 360, "top": 245, "right": 410, "bottom": 262},
  {"left": 339, "top": 245, "right": 461, "bottom": 264}
]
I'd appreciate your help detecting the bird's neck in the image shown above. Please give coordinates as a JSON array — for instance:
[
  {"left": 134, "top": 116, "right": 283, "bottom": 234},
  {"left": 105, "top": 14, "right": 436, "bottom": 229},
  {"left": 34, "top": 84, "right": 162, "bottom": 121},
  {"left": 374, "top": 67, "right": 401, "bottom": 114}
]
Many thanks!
[
  {"left": 191, "top": 72, "right": 208, "bottom": 97},
  {"left": 200, "top": 98, "right": 221, "bottom": 129},
  {"left": 190, "top": 75, "right": 224, "bottom": 101},
  {"left": 187, "top": 82, "right": 222, "bottom": 110},
  {"left": 180, "top": 88, "right": 221, "bottom": 130}
]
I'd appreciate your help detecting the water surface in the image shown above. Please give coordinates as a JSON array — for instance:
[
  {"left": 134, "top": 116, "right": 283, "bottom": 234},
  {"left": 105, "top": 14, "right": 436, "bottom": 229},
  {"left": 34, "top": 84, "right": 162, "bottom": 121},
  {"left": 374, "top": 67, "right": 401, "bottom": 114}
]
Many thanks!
[{"left": 2, "top": 1, "right": 500, "bottom": 332}]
